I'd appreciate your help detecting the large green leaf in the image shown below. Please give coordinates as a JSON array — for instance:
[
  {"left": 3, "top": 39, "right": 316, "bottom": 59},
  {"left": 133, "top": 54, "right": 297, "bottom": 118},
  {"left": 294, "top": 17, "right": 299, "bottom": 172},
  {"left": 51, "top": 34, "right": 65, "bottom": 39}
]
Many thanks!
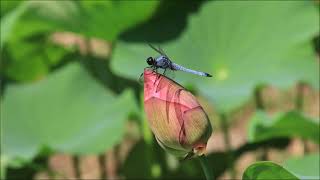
[
  {"left": 111, "top": 1, "right": 319, "bottom": 112},
  {"left": 242, "top": 161, "right": 299, "bottom": 180},
  {"left": 0, "top": 0, "right": 24, "bottom": 17},
  {"left": 1, "top": 0, "right": 160, "bottom": 81},
  {"left": 248, "top": 111, "right": 319, "bottom": 144},
  {"left": 2, "top": 35, "right": 72, "bottom": 81},
  {"left": 21, "top": 0, "right": 159, "bottom": 41},
  {"left": 0, "top": 1, "right": 72, "bottom": 82},
  {"left": 283, "top": 153, "right": 320, "bottom": 179},
  {"left": 1, "top": 62, "right": 136, "bottom": 167},
  {"left": 0, "top": 1, "right": 29, "bottom": 49}
]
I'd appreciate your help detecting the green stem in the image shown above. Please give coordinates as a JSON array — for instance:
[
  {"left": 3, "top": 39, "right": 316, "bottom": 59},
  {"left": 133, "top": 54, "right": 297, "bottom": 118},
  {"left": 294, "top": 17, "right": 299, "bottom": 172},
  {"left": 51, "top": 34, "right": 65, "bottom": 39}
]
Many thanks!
[
  {"left": 98, "top": 154, "right": 106, "bottom": 179},
  {"left": 296, "top": 83, "right": 309, "bottom": 154},
  {"left": 296, "top": 83, "right": 304, "bottom": 111},
  {"left": 220, "top": 114, "right": 236, "bottom": 179},
  {"left": 73, "top": 156, "right": 81, "bottom": 179},
  {"left": 254, "top": 85, "right": 266, "bottom": 110},
  {"left": 254, "top": 87, "right": 268, "bottom": 161},
  {"left": 198, "top": 155, "right": 214, "bottom": 180}
]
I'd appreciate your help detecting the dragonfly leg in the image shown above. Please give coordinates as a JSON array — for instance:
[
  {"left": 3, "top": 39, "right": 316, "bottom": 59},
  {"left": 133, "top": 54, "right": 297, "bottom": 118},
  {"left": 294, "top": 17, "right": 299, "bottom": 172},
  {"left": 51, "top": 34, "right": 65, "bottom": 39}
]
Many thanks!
[
  {"left": 138, "top": 72, "right": 144, "bottom": 83},
  {"left": 163, "top": 68, "right": 167, "bottom": 76},
  {"left": 153, "top": 68, "right": 161, "bottom": 86}
]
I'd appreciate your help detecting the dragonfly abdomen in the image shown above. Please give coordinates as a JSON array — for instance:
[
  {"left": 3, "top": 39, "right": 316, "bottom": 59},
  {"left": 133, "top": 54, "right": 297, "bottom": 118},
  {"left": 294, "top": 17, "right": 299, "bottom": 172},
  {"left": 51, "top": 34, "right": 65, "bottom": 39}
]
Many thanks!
[{"left": 171, "top": 63, "right": 212, "bottom": 77}]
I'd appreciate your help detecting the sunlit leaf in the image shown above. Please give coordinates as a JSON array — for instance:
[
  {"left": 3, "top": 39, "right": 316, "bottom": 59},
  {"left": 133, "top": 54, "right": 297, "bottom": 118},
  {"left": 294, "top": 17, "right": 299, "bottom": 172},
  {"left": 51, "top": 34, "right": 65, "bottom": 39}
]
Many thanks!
[
  {"left": 0, "top": 0, "right": 24, "bottom": 17},
  {"left": 243, "top": 161, "right": 299, "bottom": 180},
  {"left": 3, "top": 38, "right": 72, "bottom": 81},
  {"left": 248, "top": 111, "right": 319, "bottom": 144},
  {"left": 283, "top": 153, "right": 320, "bottom": 179},
  {"left": 0, "top": 1, "right": 29, "bottom": 48},
  {"left": 23, "top": 0, "right": 160, "bottom": 41},
  {"left": 111, "top": 1, "right": 319, "bottom": 112},
  {"left": 1, "top": 0, "right": 160, "bottom": 82},
  {"left": 1, "top": 62, "right": 136, "bottom": 167},
  {"left": 1, "top": 1, "right": 73, "bottom": 82}
]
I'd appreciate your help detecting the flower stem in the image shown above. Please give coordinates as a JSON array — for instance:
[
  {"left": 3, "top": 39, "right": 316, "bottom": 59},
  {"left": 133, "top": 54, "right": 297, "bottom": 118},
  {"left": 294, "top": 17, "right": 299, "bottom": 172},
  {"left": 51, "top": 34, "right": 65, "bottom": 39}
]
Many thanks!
[
  {"left": 254, "top": 86, "right": 268, "bottom": 161},
  {"left": 198, "top": 155, "right": 214, "bottom": 180},
  {"left": 296, "top": 82, "right": 309, "bottom": 154},
  {"left": 220, "top": 114, "right": 236, "bottom": 179}
]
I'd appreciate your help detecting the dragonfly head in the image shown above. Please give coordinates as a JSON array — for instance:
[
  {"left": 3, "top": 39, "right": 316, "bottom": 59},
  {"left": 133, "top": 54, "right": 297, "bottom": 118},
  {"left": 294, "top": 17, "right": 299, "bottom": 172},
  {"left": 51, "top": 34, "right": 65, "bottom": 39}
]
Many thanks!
[{"left": 146, "top": 57, "right": 155, "bottom": 66}]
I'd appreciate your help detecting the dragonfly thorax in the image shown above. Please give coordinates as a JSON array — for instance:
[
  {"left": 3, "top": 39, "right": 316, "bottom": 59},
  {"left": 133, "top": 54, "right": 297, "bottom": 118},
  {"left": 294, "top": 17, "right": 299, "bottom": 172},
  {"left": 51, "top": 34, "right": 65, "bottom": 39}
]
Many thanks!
[{"left": 155, "top": 55, "right": 171, "bottom": 69}]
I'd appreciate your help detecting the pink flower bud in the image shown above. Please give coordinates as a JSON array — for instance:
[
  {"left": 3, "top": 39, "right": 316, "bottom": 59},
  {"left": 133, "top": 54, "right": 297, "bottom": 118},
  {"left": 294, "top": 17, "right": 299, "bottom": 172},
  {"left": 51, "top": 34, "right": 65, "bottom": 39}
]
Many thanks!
[{"left": 144, "top": 69, "right": 212, "bottom": 158}]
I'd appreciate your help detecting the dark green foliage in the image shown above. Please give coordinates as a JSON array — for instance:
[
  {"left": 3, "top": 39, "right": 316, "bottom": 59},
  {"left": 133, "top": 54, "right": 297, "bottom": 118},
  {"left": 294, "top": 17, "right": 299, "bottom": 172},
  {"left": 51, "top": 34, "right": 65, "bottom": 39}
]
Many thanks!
[
  {"left": 1, "top": 1, "right": 319, "bottom": 179},
  {"left": 243, "top": 161, "right": 298, "bottom": 180}
]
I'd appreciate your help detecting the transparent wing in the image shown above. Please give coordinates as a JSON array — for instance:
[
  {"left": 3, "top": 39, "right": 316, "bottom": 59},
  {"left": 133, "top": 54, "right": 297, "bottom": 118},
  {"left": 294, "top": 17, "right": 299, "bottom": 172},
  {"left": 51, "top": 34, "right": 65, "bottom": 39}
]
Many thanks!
[
  {"left": 157, "top": 68, "right": 175, "bottom": 80},
  {"left": 148, "top": 44, "right": 164, "bottom": 55},
  {"left": 148, "top": 43, "right": 173, "bottom": 61},
  {"left": 158, "top": 45, "right": 170, "bottom": 58}
]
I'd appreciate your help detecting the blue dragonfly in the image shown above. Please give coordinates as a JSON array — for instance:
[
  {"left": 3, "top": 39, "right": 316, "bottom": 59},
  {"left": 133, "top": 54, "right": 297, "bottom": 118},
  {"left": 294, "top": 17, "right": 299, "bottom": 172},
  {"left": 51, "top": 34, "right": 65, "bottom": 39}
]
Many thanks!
[{"left": 145, "top": 44, "right": 212, "bottom": 78}]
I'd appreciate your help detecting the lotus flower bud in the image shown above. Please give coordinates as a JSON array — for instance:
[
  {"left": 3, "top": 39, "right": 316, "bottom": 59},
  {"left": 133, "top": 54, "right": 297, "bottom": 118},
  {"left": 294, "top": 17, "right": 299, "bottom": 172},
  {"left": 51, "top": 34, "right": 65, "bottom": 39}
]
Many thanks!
[{"left": 143, "top": 69, "right": 212, "bottom": 158}]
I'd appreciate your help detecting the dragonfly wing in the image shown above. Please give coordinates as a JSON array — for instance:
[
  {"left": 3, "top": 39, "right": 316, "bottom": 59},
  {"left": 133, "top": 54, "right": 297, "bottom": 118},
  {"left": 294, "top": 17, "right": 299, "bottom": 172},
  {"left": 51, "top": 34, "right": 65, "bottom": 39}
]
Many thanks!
[
  {"left": 164, "top": 68, "right": 176, "bottom": 80},
  {"left": 158, "top": 45, "right": 170, "bottom": 58},
  {"left": 148, "top": 43, "right": 163, "bottom": 55},
  {"left": 155, "top": 68, "right": 175, "bottom": 80}
]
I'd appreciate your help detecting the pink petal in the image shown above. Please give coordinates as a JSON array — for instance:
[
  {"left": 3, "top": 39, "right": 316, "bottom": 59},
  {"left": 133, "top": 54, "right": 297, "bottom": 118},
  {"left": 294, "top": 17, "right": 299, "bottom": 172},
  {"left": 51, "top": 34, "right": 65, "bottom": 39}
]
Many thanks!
[{"left": 143, "top": 69, "right": 212, "bottom": 155}]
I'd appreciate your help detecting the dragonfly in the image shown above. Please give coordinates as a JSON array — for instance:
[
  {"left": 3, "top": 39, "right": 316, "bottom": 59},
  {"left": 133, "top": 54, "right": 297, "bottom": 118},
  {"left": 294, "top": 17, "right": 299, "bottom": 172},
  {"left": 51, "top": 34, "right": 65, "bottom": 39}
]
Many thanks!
[{"left": 145, "top": 44, "right": 212, "bottom": 78}]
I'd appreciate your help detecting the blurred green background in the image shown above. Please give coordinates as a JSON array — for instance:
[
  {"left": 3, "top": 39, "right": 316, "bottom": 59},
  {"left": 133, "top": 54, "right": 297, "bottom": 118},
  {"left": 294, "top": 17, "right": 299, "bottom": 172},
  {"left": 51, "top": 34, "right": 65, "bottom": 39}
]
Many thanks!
[{"left": 0, "top": 0, "right": 319, "bottom": 179}]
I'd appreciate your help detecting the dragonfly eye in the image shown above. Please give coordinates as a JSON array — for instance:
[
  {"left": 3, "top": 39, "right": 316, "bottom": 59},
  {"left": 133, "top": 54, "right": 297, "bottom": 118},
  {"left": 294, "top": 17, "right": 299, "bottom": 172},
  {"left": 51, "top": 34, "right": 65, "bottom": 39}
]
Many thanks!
[{"left": 147, "top": 57, "right": 154, "bottom": 65}]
